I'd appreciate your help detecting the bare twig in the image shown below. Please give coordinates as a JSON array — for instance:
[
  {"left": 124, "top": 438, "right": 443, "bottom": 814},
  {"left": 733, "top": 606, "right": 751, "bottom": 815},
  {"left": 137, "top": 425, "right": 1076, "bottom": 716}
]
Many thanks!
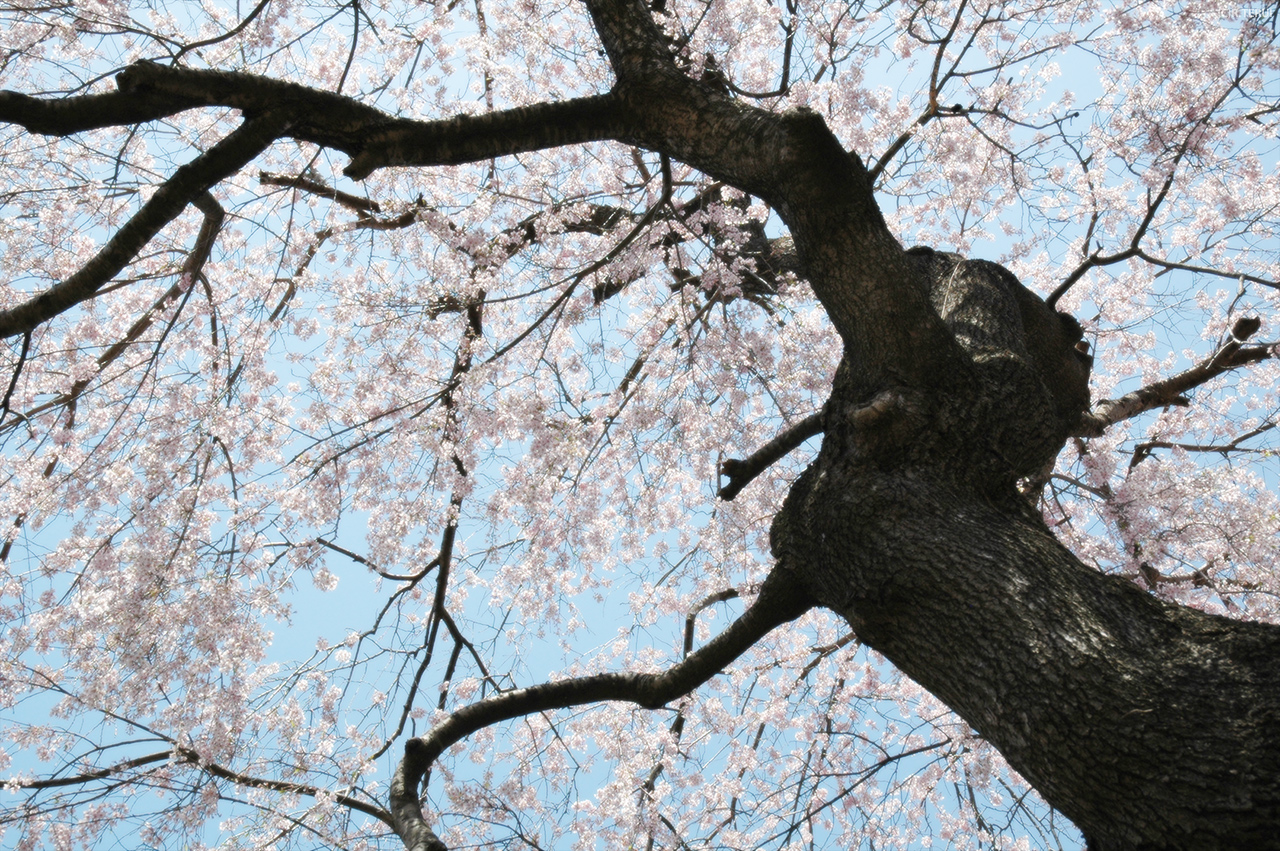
[
  {"left": 719, "top": 410, "right": 825, "bottom": 500},
  {"left": 260, "top": 170, "right": 382, "bottom": 213}
]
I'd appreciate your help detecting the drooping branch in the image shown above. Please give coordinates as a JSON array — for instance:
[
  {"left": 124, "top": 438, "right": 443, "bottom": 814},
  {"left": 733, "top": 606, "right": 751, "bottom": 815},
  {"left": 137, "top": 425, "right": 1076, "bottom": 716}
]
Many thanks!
[
  {"left": 388, "top": 569, "right": 814, "bottom": 851},
  {"left": 0, "top": 331, "right": 30, "bottom": 419},
  {"left": 83, "top": 191, "right": 225, "bottom": 369},
  {"left": 8, "top": 745, "right": 393, "bottom": 827},
  {"left": 0, "top": 115, "right": 285, "bottom": 338},
  {"left": 420, "top": 294, "right": 486, "bottom": 687},
  {"left": 1076, "top": 317, "right": 1272, "bottom": 438},
  {"left": 637, "top": 586, "right": 744, "bottom": 847}
]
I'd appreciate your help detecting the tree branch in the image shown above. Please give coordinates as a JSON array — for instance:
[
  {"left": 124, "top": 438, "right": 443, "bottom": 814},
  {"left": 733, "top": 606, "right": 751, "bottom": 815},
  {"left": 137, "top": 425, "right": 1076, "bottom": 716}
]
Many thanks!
[
  {"left": 345, "top": 94, "right": 625, "bottom": 179},
  {"left": 260, "top": 170, "right": 383, "bottom": 213},
  {"left": 7, "top": 41, "right": 951, "bottom": 385},
  {"left": 583, "top": 0, "right": 680, "bottom": 82},
  {"left": 1076, "top": 320, "right": 1272, "bottom": 438},
  {"left": 2, "top": 62, "right": 627, "bottom": 183},
  {"left": 580, "top": 0, "right": 957, "bottom": 388},
  {"left": 115, "top": 60, "right": 626, "bottom": 180},
  {"left": 8, "top": 745, "right": 393, "bottom": 827},
  {"left": 388, "top": 568, "right": 813, "bottom": 851},
  {"left": 1, "top": 331, "right": 30, "bottom": 418},
  {"left": 719, "top": 411, "right": 825, "bottom": 500},
  {"left": 0, "top": 86, "right": 194, "bottom": 135},
  {"left": 0, "top": 114, "right": 285, "bottom": 338},
  {"left": 1131, "top": 422, "right": 1276, "bottom": 467}
]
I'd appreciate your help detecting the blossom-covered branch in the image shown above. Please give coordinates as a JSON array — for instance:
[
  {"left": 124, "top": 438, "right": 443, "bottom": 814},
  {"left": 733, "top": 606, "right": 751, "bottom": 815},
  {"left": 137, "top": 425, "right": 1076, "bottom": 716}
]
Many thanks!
[
  {"left": 0, "top": 116, "right": 280, "bottom": 337},
  {"left": 1076, "top": 317, "right": 1272, "bottom": 438},
  {"left": 389, "top": 570, "right": 813, "bottom": 851}
]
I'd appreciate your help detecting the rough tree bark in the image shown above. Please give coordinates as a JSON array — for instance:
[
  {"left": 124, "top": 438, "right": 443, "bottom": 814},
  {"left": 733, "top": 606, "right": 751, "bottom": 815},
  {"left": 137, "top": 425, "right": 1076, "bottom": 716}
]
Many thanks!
[{"left": 4, "top": 0, "right": 1279, "bottom": 847}]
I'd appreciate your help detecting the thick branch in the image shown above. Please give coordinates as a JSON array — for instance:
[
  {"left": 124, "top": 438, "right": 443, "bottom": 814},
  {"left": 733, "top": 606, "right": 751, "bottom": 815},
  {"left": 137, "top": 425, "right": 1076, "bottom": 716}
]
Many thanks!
[
  {"left": 3, "top": 63, "right": 626, "bottom": 184},
  {"left": 1, "top": 61, "right": 386, "bottom": 146},
  {"left": 0, "top": 86, "right": 193, "bottom": 134},
  {"left": 0, "top": 114, "right": 286, "bottom": 338},
  {"left": 116, "top": 61, "right": 625, "bottom": 180},
  {"left": 583, "top": 0, "right": 956, "bottom": 387},
  {"left": 389, "top": 569, "right": 813, "bottom": 851},
  {"left": 114, "top": 60, "right": 390, "bottom": 143},
  {"left": 345, "top": 94, "right": 624, "bottom": 179}
]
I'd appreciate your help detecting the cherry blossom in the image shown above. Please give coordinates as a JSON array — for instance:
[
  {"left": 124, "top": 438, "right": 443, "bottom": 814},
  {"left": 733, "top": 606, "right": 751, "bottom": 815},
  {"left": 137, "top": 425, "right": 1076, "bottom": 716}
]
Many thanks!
[{"left": 1, "top": 1, "right": 1277, "bottom": 849}]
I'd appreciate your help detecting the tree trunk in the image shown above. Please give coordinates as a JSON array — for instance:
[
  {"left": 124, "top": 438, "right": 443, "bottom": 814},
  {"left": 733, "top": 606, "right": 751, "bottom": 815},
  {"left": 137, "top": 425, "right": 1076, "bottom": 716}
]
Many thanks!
[
  {"left": 581, "top": 4, "right": 1280, "bottom": 842},
  {"left": 774, "top": 462, "right": 1280, "bottom": 848},
  {"left": 768, "top": 249, "right": 1280, "bottom": 848},
  {"left": 527, "top": 1, "right": 1280, "bottom": 844}
]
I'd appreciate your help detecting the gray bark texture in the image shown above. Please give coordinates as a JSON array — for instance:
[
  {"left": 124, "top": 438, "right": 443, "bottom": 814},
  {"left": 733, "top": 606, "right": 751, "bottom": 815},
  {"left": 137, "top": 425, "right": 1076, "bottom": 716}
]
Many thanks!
[{"left": 769, "top": 248, "right": 1280, "bottom": 850}]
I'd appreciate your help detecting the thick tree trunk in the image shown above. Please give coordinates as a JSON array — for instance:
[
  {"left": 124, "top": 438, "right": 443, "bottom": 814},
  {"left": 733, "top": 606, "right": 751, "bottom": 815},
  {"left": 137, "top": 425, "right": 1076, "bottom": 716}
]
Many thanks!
[
  {"left": 773, "top": 461, "right": 1280, "bottom": 848},
  {"left": 551, "top": 1, "right": 1280, "bottom": 843},
  {"left": 767, "top": 247, "right": 1280, "bottom": 847},
  {"left": 588, "top": 4, "right": 1280, "bottom": 841}
]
